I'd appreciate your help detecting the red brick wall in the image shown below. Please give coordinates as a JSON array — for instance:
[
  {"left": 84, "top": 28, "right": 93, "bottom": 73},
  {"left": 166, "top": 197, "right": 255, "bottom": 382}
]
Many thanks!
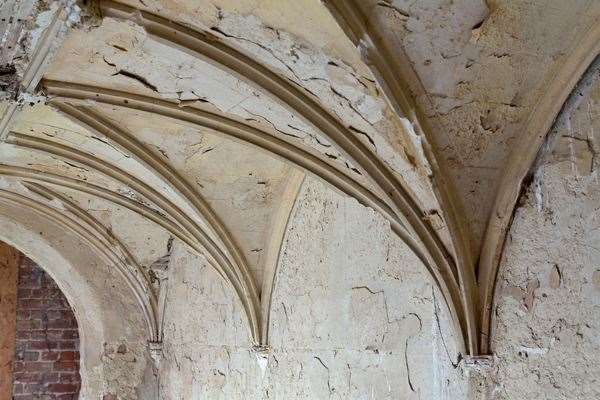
[{"left": 12, "top": 257, "right": 81, "bottom": 400}]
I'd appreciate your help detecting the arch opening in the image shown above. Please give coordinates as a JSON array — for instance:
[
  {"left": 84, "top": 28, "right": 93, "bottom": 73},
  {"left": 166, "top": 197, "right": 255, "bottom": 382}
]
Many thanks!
[
  {"left": 0, "top": 204, "right": 154, "bottom": 399},
  {"left": 10, "top": 250, "right": 82, "bottom": 399}
]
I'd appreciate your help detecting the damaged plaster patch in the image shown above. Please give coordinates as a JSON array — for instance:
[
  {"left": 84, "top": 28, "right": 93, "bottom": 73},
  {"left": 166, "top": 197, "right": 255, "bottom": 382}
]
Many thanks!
[
  {"left": 0, "top": 64, "right": 19, "bottom": 100},
  {"left": 101, "top": 340, "right": 149, "bottom": 399},
  {"left": 534, "top": 55, "right": 600, "bottom": 177},
  {"left": 1, "top": 0, "right": 82, "bottom": 94},
  {"left": 211, "top": 10, "right": 441, "bottom": 193},
  {"left": 370, "top": 0, "right": 600, "bottom": 251},
  {"left": 492, "top": 52, "right": 600, "bottom": 400},
  {"left": 45, "top": 10, "right": 447, "bottom": 245},
  {"left": 155, "top": 177, "right": 467, "bottom": 399},
  {"left": 214, "top": 11, "right": 384, "bottom": 125},
  {"left": 97, "top": 17, "right": 356, "bottom": 171}
]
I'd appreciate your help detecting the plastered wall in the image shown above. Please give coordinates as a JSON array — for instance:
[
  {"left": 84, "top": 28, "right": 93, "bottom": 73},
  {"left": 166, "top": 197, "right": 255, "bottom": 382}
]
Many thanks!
[
  {"left": 490, "top": 57, "right": 600, "bottom": 400},
  {"left": 157, "top": 177, "right": 467, "bottom": 400}
]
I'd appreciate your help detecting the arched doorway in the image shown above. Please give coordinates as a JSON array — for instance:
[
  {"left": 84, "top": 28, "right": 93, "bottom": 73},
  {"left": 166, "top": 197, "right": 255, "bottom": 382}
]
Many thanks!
[{"left": 0, "top": 241, "right": 81, "bottom": 399}]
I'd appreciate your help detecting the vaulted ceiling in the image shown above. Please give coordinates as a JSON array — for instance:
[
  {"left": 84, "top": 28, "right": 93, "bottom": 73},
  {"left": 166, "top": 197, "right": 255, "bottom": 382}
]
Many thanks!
[{"left": 1, "top": 0, "right": 599, "bottom": 358}]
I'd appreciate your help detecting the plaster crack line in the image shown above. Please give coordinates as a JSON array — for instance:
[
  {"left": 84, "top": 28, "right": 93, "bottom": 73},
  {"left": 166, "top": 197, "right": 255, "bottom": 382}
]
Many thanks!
[
  {"left": 329, "top": 85, "right": 377, "bottom": 139},
  {"left": 432, "top": 287, "right": 461, "bottom": 368},
  {"left": 404, "top": 337, "right": 415, "bottom": 393},
  {"left": 112, "top": 69, "right": 159, "bottom": 93},
  {"left": 209, "top": 25, "right": 313, "bottom": 96},
  {"left": 314, "top": 356, "right": 333, "bottom": 396},
  {"left": 348, "top": 125, "right": 376, "bottom": 148}
]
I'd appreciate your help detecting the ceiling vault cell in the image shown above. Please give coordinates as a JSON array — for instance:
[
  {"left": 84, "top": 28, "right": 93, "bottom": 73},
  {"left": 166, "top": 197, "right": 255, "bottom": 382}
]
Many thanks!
[
  {"left": 322, "top": 0, "right": 479, "bottom": 355},
  {"left": 42, "top": 76, "right": 465, "bottom": 352},
  {"left": 46, "top": 100, "right": 262, "bottom": 343},
  {"left": 0, "top": 187, "right": 159, "bottom": 339},
  {"left": 322, "top": 0, "right": 600, "bottom": 357},
  {"left": 6, "top": 126, "right": 263, "bottom": 345},
  {"left": 27, "top": 0, "right": 470, "bottom": 353},
  {"left": 477, "top": 16, "right": 600, "bottom": 354}
]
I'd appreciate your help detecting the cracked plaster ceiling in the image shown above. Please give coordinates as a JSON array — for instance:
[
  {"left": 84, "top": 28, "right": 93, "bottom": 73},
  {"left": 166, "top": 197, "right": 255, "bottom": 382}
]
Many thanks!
[{"left": 2, "top": 0, "right": 599, "bottom": 359}]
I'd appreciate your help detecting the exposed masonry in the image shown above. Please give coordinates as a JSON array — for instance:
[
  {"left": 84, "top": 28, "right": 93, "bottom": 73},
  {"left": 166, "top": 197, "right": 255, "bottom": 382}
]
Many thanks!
[
  {"left": 0, "top": 242, "right": 18, "bottom": 399},
  {"left": 12, "top": 257, "right": 81, "bottom": 400},
  {"left": 5, "top": 1, "right": 600, "bottom": 399},
  {"left": 0, "top": 0, "right": 85, "bottom": 101}
]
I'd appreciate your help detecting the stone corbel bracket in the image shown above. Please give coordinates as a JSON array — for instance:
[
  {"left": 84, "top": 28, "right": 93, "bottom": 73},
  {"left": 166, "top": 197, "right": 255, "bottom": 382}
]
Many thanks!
[
  {"left": 147, "top": 340, "right": 163, "bottom": 369},
  {"left": 462, "top": 355, "right": 495, "bottom": 375}
]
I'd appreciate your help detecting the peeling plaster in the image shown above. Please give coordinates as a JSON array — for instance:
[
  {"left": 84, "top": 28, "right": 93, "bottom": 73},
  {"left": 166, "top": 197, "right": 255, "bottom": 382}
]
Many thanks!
[{"left": 491, "top": 51, "right": 600, "bottom": 400}]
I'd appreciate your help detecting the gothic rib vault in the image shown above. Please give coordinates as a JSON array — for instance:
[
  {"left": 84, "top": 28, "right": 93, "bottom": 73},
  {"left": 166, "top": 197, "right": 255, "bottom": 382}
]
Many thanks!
[
  {"left": 2, "top": 0, "right": 600, "bottom": 398},
  {"left": 2, "top": 0, "right": 468, "bottom": 356}
]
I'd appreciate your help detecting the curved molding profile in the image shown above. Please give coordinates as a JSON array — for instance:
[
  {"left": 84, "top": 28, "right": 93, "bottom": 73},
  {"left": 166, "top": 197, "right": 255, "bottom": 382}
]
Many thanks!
[
  {"left": 260, "top": 169, "right": 305, "bottom": 344},
  {"left": 42, "top": 78, "right": 466, "bottom": 352},
  {"left": 47, "top": 101, "right": 263, "bottom": 344},
  {"left": 0, "top": 165, "right": 198, "bottom": 248},
  {"left": 477, "top": 19, "right": 600, "bottom": 354},
  {"left": 0, "top": 165, "right": 268, "bottom": 341},
  {"left": 5, "top": 130, "right": 262, "bottom": 345},
  {"left": 322, "top": 0, "right": 478, "bottom": 355},
  {"left": 0, "top": 185, "right": 160, "bottom": 340},
  {"left": 98, "top": 0, "right": 462, "bottom": 285}
]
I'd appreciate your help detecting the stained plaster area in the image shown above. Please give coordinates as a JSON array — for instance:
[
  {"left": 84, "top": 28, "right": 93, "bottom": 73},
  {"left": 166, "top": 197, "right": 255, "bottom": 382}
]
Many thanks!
[
  {"left": 489, "top": 57, "right": 600, "bottom": 399},
  {"left": 159, "top": 177, "right": 467, "bottom": 400},
  {"left": 364, "top": 0, "right": 600, "bottom": 255}
]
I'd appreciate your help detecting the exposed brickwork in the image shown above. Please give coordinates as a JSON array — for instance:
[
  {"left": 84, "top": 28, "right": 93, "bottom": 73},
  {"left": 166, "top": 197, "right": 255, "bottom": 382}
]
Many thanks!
[
  {"left": 12, "top": 257, "right": 81, "bottom": 400},
  {"left": 0, "top": 243, "right": 20, "bottom": 399}
]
